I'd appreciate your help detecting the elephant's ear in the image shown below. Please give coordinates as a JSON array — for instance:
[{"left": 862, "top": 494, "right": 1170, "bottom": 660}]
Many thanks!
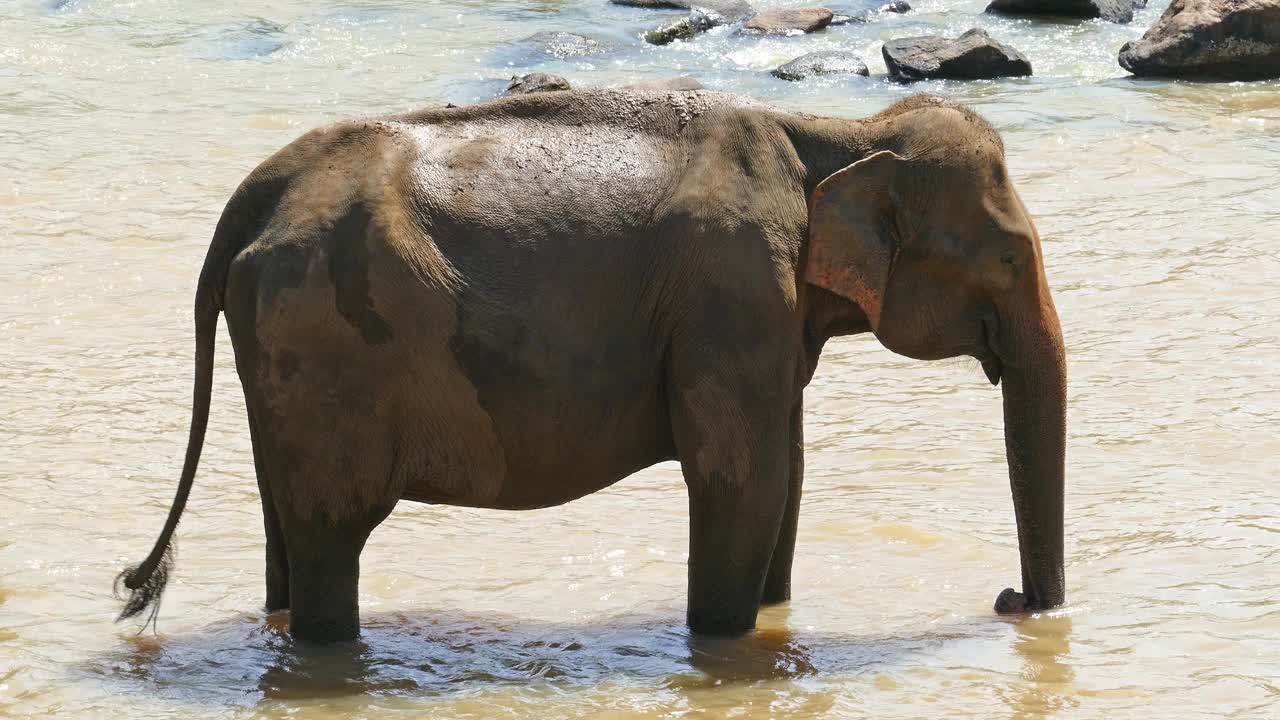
[{"left": 804, "top": 150, "right": 904, "bottom": 332}]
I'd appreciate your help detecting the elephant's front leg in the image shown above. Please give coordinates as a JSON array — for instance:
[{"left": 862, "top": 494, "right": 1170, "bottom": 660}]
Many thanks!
[
  {"left": 673, "top": 374, "right": 791, "bottom": 636},
  {"left": 762, "top": 400, "right": 803, "bottom": 605}
]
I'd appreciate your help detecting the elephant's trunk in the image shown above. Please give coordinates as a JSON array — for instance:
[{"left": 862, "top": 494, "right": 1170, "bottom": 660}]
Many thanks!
[{"left": 998, "top": 298, "right": 1067, "bottom": 612}]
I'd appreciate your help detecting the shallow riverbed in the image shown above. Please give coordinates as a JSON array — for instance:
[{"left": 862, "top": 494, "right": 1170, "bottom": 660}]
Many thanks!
[{"left": 2, "top": 0, "right": 1279, "bottom": 717}]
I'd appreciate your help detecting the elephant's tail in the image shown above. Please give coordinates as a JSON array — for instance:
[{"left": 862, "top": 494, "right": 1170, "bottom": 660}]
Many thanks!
[
  {"left": 114, "top": 181, "right": 250, "bottom": 626},
  {"left": 114, "top": 284, "right": 218, "bottom": 626}
]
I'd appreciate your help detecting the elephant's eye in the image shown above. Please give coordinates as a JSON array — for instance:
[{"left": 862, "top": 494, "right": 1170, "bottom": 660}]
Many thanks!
[{"left": 998, "top": 250, "right": 1024, "bottom": 278}]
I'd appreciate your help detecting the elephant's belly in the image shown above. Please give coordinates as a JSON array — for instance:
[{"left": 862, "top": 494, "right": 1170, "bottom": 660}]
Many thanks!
[
  {"left": 400, "top": 453, "right": 668, "bottom": 510},
  {"left": 397, "top": 384, "right": 676, "bottom": 510}
]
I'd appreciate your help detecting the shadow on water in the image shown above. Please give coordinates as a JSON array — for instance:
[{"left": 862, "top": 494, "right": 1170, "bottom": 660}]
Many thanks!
[
  {"left": 76, "top": 604, "right": 1038, "bottom": 710},
  {"left": 0, "top": 584, "right": 16, "bottom": 643},
  {"left": 1002, "top": 614, "right": 1076, "bottom": 720}
]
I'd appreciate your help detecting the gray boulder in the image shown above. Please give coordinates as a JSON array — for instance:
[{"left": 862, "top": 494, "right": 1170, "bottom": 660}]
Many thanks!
[
  {"left": 772, "top": 50, "right": 870, "bottom": 79},
  {"left": 882, "top": 28, "right": 1032, "bottom": 81},
  {"left": 505, "top": 73, "right": 572, "bottom": 95},
  {"left": 742, "top": 7, "right": 835, "bottom": 34},
  {"left": 984, "top": 0, "right": 1146, "bottom": 24},
  {"left": 520, "top": 31, "right": 606, "bottom": 58},
  {"left": 1119, "top": 0, "right": 1280, "bottom": 79},
  {"left": 610, "top": 0, "right": 754, "bottom": 21}
]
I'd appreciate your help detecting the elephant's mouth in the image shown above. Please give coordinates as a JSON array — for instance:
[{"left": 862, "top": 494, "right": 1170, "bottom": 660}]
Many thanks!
[
  {"left": 978, "top": 315, "right": 1003, "bottom": 387},
  {"left": 981, "top": 355, "right": 1003, "bottom": 387}
]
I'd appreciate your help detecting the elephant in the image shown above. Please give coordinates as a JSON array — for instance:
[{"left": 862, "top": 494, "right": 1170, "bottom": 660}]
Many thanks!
[{"left": 116, "top": 90, "right": 1067, "bottom": 643}]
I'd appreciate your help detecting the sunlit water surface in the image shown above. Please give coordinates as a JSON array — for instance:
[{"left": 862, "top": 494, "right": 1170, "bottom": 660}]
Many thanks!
[{"left": 2, "top": 0, "right": 1279, "bottom": 717}]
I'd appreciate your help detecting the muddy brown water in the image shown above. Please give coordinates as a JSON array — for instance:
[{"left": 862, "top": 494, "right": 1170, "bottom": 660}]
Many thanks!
[{"left": 2, "top": 0, "right": 1279, "bottom": 718}]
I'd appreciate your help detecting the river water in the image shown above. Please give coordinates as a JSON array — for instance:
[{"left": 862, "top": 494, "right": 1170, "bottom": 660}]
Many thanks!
[{"left": 2, "top": 0, "right": 1279, "bottom": 717}]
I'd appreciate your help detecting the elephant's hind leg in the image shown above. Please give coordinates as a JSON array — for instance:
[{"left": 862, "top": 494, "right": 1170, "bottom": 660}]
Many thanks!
[{"left": 247, "top": 405, "right": 290, "bottom": 612}]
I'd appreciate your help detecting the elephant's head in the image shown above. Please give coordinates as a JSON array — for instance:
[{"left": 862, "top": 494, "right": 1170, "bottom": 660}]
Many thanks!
[{"left": 805, "top": 101, "right": 1066, "bottom": 613}]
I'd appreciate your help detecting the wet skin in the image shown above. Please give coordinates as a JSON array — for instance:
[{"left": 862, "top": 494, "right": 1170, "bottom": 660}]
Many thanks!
[{"left": 118, "top": 89, "right": 1067, "bottom": 643}]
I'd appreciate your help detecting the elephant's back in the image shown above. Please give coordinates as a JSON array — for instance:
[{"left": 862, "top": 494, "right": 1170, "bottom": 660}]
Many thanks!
[{"left": 392, "top": 94, "right": 697, "bottom": 246}]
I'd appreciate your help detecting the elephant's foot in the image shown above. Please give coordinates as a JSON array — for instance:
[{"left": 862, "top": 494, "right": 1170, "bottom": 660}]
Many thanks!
[
  {"left": 687, "top": 605, "right": 758, "bottom": 636},
  {"left": 265, "top": 590, "right": 290, "bottom": 614},
  {"left": 289, "top": 609, "right": 361, "bottom": 643},
  {"left": 265, "top": 557, "right": 290, "bottom": 613},
  {"left": 760, "top": 579, "right": 791, "bottom": 606},
  {"left": 287, "top": 575, "right": 361, "bottom": 644}
]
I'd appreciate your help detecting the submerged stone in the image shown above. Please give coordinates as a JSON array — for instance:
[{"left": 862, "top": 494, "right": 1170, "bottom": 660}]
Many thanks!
[
  {"left": 831, "top": 0, "right": 912, "bottom": 22},
  {"left": 519, "top": 31, "right": 607, "bottom": 58},
  {"left": 505, "top": 73, "right": 572, "bottom": 95},
  {"left": 197, "top": 19, "right": 290, "bottom": 61},
  {"left": 772, "top": 50, "right": 870, "bottom": 80}
]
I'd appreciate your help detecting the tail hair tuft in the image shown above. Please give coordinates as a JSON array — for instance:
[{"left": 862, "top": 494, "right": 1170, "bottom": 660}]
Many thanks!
[{"left": 114, "top": 542, "right": 175, "bottom": 632}]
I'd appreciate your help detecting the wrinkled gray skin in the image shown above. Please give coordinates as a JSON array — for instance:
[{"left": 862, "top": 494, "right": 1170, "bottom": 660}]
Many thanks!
[
  {"left": 624, "top": 76, "right": 705, "bottom": 91},
  {"left": 117, "top": 90, "right": 1067, "bottom": 643}
]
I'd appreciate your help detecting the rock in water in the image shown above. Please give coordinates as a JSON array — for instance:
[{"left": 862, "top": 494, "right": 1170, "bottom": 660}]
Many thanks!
[
  {"left": 520, "top": 31, "right": 606, "bottom": 58},
  {"left": 610, "top": 0, "right": 754, "bottom": 21},
  {"left": 742, "top": 7, "right": 835, "bottom": 34},
  {"left": 984, "top": 0, "right": 1146, "bottom": 24},
  {"left": 506, "top": 73, "right": 572, "bottom": 95},
  {"left": 644, "top": 9, "right": 721, "bottom": 45},
  {"left": 624, "top": 76, "right": 706, "bottom": 90},
  {"left": 830, "top": 0, "right": 911, "bottom": 23},
  {"left": 882, "top": 28, "right": 1032, "bottom": 81},
  {"left": 1118, "top": 0, "right": 1280, "bottom": 80},
  {"left": 772, "top": 50, "right": 870, "bottom": 80}
]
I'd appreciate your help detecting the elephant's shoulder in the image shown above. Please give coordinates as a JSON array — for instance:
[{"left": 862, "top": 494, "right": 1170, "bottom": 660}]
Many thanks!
[{"left": 657, "top": 113, "right": 807, "bottom": 230}]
